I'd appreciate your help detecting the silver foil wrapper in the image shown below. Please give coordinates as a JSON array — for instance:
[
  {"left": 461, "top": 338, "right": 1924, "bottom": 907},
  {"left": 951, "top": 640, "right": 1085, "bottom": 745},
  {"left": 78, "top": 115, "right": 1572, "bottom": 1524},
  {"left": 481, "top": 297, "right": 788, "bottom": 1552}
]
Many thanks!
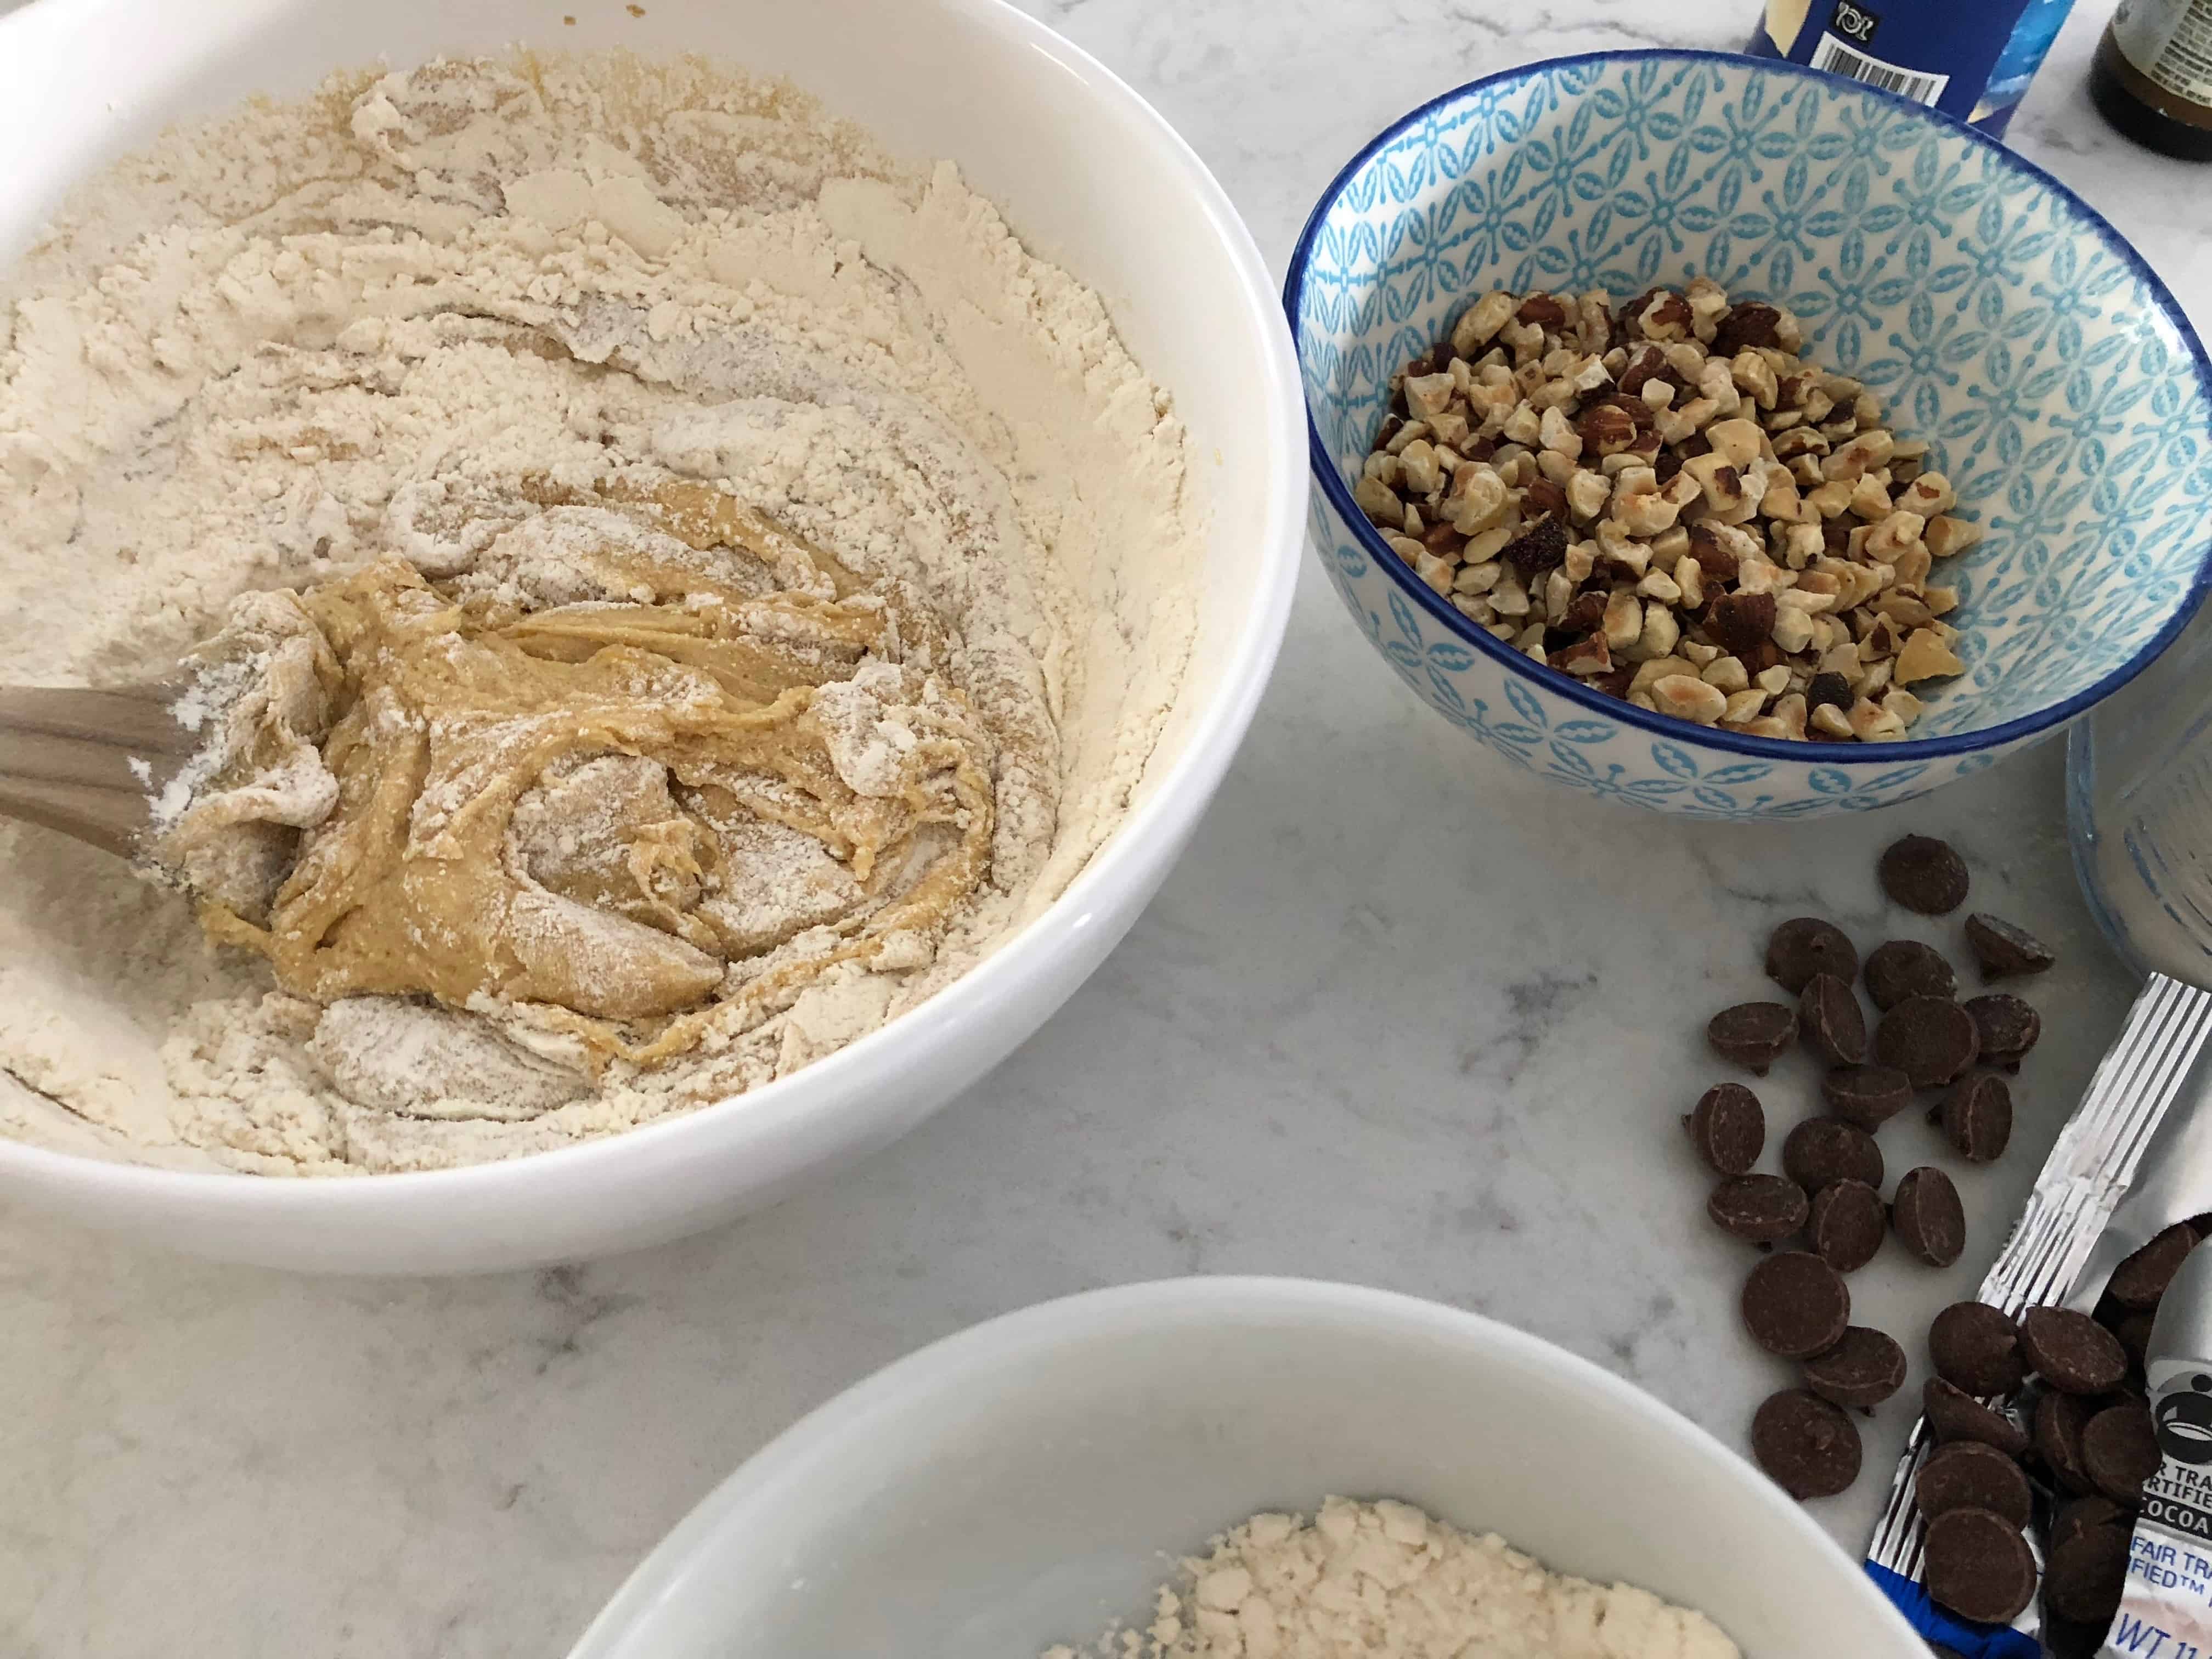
[{"left": 1867, "top": 973, "right": 2212, "bottom": 1655}]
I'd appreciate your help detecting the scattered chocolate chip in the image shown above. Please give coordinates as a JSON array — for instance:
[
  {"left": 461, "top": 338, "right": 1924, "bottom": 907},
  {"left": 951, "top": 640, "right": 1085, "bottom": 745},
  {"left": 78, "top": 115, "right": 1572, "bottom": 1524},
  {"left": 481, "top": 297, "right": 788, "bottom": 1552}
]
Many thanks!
[
  {"left": 2023, "top": 1308, "right": 2130, "bottom": 1396},
  {"left": 1864, "top": 939, "right": 1957, "bottom": 1010},
  {"left": 1964, "top": 913, "right": 2057, "bottom": 982},
  {"left": 1500, "top": 514, "right": 1569, "bottom": 578},
  {"left": 1708, "top": 1174, "right": 1809, "bottom": 1244},
  {"left": 1707, "top": 1002, "right": 1797, "bottom": 1075},
  {"left": 1874, "top": 996, "right": 1980, "bottom": 1088},
  {"left": 2053, "top": 1496, "right": 2126, "bottom": 1552},
  {"left": 1937, "top": 1073, "right": 2013, "bottom": 1164},
  {"left": 1931, "top": 1302, "right": 2025, "bottom": 1396},
  {"left": 2038, "top": 1389, "right": 2101, "bottom": 1495},
  {"left": 1684, "top": 1083, "right": 1765, "bottom": 1176},
  {"left": 1808, "top": 1179, "right": 1886, "bottom": 1273},
  {"left": 1962, "top": 994, "right": 2040, "bottom": 1070},
  {"left": 2084, "top": 1399, "right": 2162, "bottom": 1504},
  {"left": 1880, "top": 834, "right": 1971, "bottom": 915},
  {"left": 1820, "top": 1065, "right": 1915, "bottom": 1131},
  {"left": 1923, "top": 1507, "right": 2037, "bottom": 1624},
  {"left": 1916, "top": 1440, "right": 2034, "bottom": 1528},
  {"left": 2109, "top": 1223, "right": 2198, "bottom": 1311},
  {"left": 1802, "top": 1325, "right": 1905, "bottom": 1408},
  {"left": 1893, "top": 1167, "right": 1967, "bottom": 1268},
  {"left": 1798, "top": 973, "right": 1867, "bottom": 1067},
  {"left": 1923, "top": 1379, "right": 2030, "bottom": 1459},
  {"left": 1783, "top": 1118, "right": 1884, "bottom": 1195},
  {"left": 2045, "top": 1523, "right": 2131, "bottom": 1626},
  {"left": 1765, "top": 918, "right": 1859, "bottom": 995},
  {"left": 1751, "top": 1387, "right": 1862, "bottom": 1498},
  {"left": 1742, "top": 1252, "right": 1852, "bottom": 1359}
]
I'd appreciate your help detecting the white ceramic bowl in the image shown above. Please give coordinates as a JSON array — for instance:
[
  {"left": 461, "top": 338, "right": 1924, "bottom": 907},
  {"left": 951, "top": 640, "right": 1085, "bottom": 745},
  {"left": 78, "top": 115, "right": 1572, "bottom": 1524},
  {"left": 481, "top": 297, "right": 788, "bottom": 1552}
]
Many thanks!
[
  {"left": 0, "top": 0, "right": 1303, "bottom": 1272},
  {"left": 568, "top": 1278, "right": 1926, "bottom": 1657}
]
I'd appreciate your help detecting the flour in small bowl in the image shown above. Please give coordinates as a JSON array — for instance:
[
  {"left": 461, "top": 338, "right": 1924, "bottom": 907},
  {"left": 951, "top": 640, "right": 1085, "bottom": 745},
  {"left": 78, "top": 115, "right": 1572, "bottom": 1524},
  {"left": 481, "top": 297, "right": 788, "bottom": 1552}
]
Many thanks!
[
  {"left": 0, "top": 53, "right": 1200, "bottom": 1174},
  {"left": 1045, "top": 1497, "right": 1739, "bottom": 1659}
]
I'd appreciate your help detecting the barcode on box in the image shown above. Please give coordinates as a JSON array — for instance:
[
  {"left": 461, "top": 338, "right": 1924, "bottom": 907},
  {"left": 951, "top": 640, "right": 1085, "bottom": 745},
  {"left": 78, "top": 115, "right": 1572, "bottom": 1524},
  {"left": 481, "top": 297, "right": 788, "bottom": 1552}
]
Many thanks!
[{"left": 1808, "top": 32, "right": 1951, "bottom": 105}]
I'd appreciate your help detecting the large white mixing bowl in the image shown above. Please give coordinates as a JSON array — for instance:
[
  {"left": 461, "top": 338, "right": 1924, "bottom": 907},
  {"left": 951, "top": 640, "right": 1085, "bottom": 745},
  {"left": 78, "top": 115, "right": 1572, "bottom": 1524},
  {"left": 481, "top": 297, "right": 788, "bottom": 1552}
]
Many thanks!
[
  {"left": 568, "top": 1279, "right": 1927, "bottom": 1657},
  {"left": 0, "top": 0, "right": 1303, "bottom": 1272}
]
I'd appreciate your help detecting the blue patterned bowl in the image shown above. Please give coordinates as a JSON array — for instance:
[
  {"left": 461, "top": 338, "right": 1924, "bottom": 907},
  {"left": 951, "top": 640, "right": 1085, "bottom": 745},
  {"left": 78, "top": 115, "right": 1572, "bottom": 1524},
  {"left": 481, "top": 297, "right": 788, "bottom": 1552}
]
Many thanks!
[{"left": 1286, "top": 49, "right": 2212, "bottom": 819}]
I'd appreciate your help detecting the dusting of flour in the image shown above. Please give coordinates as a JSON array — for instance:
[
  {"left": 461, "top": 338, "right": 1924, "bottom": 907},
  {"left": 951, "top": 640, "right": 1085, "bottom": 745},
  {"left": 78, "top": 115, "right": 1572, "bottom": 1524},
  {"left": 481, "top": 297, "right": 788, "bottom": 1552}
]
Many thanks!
[
  {"left": 1045, "top": 1497, "right": 1739, "bottom": 1659},
  {"left": 0, "top": 53, "right": 1199, "bottom": 1174}
]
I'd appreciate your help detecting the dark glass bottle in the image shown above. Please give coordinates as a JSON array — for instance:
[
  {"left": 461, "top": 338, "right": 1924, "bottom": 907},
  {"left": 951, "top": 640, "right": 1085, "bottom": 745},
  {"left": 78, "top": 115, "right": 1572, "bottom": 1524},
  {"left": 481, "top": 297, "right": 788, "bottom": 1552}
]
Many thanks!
[{"left": 2089, "top": 3, "right": 2212, "bottom": 160}]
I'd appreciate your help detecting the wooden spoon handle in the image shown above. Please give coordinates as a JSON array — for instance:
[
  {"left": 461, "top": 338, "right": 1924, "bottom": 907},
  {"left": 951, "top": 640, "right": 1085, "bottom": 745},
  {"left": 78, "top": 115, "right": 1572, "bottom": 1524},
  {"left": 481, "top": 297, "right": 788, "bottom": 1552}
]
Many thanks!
[{"left": 0, "top": 684, "right": 196, "bottom": 858}]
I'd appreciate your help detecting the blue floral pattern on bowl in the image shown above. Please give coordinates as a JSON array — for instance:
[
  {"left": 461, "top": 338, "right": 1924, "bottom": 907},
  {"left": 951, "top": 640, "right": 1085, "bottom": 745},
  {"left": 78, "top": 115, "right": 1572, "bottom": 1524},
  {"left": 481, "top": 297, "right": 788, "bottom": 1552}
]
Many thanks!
[{"left": 1287, "top": 49, "right": 2212, "bottom": 820}]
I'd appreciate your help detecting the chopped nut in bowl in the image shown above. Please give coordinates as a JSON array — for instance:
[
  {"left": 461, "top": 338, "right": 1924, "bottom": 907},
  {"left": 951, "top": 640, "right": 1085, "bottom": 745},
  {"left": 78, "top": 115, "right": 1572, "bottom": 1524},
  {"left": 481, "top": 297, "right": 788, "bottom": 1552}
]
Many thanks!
[{"left": 1288, "top": 50, "right": 2212, "bottom": 819}]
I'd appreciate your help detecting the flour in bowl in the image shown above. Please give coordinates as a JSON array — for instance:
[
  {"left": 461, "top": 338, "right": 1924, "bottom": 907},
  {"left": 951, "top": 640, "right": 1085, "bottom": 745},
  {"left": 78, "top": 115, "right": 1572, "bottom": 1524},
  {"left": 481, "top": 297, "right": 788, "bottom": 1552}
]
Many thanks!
[
  {"left": 0, "top": 53, "right": 1200, "bottom": 1173},
  {"left": 1045, "top": 1497, "right": 1739, "bottom": 1659}
]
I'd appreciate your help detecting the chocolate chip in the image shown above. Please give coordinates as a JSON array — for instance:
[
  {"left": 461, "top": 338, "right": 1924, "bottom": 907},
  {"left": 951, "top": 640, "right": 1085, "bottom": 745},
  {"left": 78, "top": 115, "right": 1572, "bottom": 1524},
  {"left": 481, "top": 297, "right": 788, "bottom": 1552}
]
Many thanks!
[
  {"left": 2056, "top": 1497, "right": 2126, "bottom": 1553},
  {"left": 2023, "top": 1308, "right": 2130, "bottom": 1395},
  {"left": 1962, "top": 994, "right": 2040, "bottom": 1070},
  {"left": 1798, "top": 973, "right": 1867, "bottom": 1067},
  {"left": 1742, "top": 1251, "right": 1852, "bottom": 1359},
  {"left": 2111, "top": 1224, "right": 2198, "bottom": 1311},
  {"left": 1501, "top": 514, "right": 1568, "bottom": 578},
  {"left": 1750, "top": 1387, "right": 1862, "bottom": 1499},
  {"left": 1684, "top": 1083, "right": 1764, "bottom": 1176},
  {"left": 1708, "top": 1174, "right": 1809, "bottom": 1244},
  {"left": 1707, "top": 1002, "right": 1797, "bottom": 1075},
  {"left": 1893, "top": 1167, "right": 1966, "bottom": 1268},
  {"left": 1764, "top": 918, "right": 1859, "bottom": 995},
  {"left": 1916, "top": 1441, "right": 2033, "bottom": 1528},
  {"left": 1874, "top": 996, "right": 1980, "bottom": 1088},
  {"left": 1807, "top": 672, "right": 1852, "bottom": 714},
  {"left": 1880, "top": 834, "right": 1970, "bottom": 915},
  {"left": 1864, "top": 939, "right": 1957, "bottom": 1010},
  {"left": 2045, "top": 1522, "right": 2131, "bottom": 1626},
  {"left": 1964, "top": 912, "right": 2056, "bottom": 982},
  {"left": 1808, "top": 1179, "right": 1886, "bottom": 1273},
  {"left": 1820, "top": 1065, "right": 1914, "bottom": 1131},
  {"left": 1802, "top": 1326, "right": 1905, "bottom": 1408},
  {"left": 1923, "top": 1378, "right": 2030, "bottom": 1459},
  {"left": 2113, "top": 1310, "right": 2156, "bottom": 1373},
  {"left": 1782, "top": 1118, "right": 1883, "bottom": 1195},
  {"left": 1923, "top": 1507, "right": 2036, "bottom": 1624},
  {"left": 1937, "top": 1074, "right": 2013, "bottom": 1163},
  {"left": 1931, "top": 1302, "right": 2025, "bottom": 1396},
  {"left": 2038, "top": 1389, "right": 2101, "bottom": 1495},
  {"left": 1708, "top": 591, "right": 1776, "bottom": 657},
  {"left": 2084, "top": 1399, "right": 2161, "bottom": 1504}
]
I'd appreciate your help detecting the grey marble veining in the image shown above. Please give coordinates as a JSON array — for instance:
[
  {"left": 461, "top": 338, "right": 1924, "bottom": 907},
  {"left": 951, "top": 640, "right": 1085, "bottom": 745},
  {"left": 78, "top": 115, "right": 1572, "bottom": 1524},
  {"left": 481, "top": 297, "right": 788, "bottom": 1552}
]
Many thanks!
[{"left": 4, "top": 1, "right": 2211, "bottom": 1654}]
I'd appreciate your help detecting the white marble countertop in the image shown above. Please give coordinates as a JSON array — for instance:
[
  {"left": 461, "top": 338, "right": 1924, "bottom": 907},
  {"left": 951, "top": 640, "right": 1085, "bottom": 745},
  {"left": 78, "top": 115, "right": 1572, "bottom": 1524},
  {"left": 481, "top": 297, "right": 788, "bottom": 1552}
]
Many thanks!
[{"left": 5, "top": 1, "right": 2212, "bottom": 1654}]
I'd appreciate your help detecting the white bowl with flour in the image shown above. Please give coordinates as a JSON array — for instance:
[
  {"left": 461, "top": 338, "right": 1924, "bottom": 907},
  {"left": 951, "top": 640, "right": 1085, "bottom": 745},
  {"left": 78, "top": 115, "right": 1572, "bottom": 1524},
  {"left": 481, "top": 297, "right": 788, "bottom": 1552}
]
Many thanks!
[
  {"left": 567, "top": 1278, "right": 1927, "bottom": 1658},
  {"left": 0, "top": 0, "right": 1302, "bottom": 1270}
]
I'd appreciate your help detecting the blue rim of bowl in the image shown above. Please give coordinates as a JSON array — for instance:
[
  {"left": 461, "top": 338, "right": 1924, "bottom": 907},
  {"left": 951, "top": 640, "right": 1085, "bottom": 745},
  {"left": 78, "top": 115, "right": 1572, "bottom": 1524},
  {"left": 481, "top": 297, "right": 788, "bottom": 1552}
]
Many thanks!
[{"left": 1284, "top": 46, "right": 2212, "bottom": 768}]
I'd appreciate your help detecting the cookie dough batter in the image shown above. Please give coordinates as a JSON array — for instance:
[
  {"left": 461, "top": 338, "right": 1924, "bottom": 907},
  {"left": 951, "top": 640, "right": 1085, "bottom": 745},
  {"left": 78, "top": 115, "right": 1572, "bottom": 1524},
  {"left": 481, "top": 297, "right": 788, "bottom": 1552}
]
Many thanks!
[{"left": 171, "top": 478, "right": 1002, "bottom": 1069}]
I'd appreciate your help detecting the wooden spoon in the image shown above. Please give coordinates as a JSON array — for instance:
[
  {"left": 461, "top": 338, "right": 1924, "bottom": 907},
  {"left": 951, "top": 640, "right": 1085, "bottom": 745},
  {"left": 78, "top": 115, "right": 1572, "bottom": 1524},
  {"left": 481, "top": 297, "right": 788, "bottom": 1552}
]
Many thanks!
[{"left": 0, "top": 684, "right": 197, "bottom": 858}]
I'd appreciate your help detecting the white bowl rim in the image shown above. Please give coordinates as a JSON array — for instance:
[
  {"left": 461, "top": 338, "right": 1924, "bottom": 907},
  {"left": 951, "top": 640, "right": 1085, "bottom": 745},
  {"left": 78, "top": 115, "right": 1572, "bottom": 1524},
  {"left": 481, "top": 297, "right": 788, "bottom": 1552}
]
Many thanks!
[
  {"left": 1285, "top": 46, "right": 2212, "bottom": 769},
  {"left": 0, "top": 0, "right": 1306, "bottom": 1203},
  {"left": 565, "top": 1274, "right": 1927, "bottom": 1656}
]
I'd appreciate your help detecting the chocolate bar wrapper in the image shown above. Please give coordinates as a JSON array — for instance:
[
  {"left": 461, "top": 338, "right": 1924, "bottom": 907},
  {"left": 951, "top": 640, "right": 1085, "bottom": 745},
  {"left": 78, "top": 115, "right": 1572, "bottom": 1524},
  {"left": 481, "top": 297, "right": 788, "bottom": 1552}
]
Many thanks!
[{"left": 1866, "top": 973, "right": 2212, "bottom": 1657}]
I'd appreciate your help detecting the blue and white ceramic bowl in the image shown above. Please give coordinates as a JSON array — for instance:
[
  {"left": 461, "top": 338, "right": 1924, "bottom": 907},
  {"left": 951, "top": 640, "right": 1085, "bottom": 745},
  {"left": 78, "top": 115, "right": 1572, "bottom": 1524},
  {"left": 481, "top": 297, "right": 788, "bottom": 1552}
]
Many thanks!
[{"left": 1288, "top": 49, "right": 2212, "bottom": 820}]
